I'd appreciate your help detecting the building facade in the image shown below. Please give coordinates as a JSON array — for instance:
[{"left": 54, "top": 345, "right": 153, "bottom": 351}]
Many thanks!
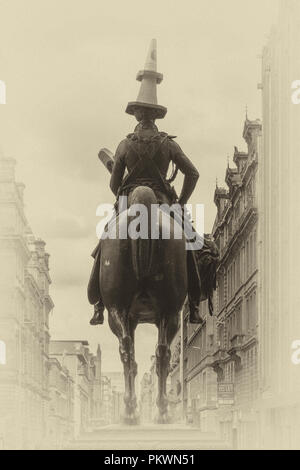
[
  {"left": 170, "top": 117, "right": 261, "bottom": 446},
  {"left": 0, "top": 156, "right": 54, "bottom": 450},
  {"left": 169, "top": 314, "right": 184, "bottom": 423},
  {"left": 102, "top": 371, "right": 124, "bottom": 424},
  {"left": 139, "top": 354, "right": 172, "bottom": 423},
  {"left": 139, "top": 372, "right": 153, "bottom": 423},
  {"left": 175, "top": 2, "right": 300, "bottom": 450},
  {"left": 257, "top": 0, "right": 300, "bottom": 449},
  {"left": 183, "top": 300, "right": 218, "bottom": 431},
  {"left": 212, "top": 118, "right": 261, "bottom": 447},
  {"left": 49, "top": 340, "right": 102, "bottom": 437},
  {"left": 89, "top": 345, "right": 102, "bottom": 427},
  {"left": 100, "top": 375, "right": 113, "bottom": 424},
  {"left": 48, "top": 357, "right": 75, "bottom": 448}
]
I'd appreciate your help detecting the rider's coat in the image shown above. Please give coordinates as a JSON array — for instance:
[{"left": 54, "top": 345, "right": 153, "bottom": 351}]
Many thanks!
[{"left": 110, "top": 122, "right": 199, "bottom": 205}]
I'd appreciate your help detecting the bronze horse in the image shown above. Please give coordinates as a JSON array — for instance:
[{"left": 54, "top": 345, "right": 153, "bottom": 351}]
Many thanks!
[{"left": 100, "top": 186, "right": 187, "bottom": 424}]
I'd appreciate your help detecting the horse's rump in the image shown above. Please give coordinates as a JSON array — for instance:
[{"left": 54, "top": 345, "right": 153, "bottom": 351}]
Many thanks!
[{"left": 100, "top": 186, "right": 187, "bottom": 321}]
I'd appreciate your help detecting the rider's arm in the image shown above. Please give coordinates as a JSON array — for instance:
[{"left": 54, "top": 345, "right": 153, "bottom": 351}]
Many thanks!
[
  {"left": 110, "top": 140, "right": 127, "bottom": 196},
  {"left": 169, "top": 140, "right": 199, "bottom": 205}
]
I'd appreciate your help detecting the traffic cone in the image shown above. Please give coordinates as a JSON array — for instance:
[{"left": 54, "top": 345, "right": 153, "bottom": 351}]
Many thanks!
[{"left": 126, "top": 39, "right": 167, "bottom": 119}]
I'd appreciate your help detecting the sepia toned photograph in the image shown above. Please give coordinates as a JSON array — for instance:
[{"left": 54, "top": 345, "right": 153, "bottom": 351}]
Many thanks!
[{"left": 0, "top": 0, "right": 300, "bottom": 453}]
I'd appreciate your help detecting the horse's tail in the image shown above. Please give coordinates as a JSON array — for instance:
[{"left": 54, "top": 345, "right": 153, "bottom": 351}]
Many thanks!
[{"left": 129, "top": 186, "right": 157, "bottom": 281}]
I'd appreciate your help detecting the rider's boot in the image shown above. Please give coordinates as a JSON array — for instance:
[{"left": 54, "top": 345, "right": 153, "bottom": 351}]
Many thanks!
[{"left": 90, "top": 300, "right": 104, "bottom": 325}]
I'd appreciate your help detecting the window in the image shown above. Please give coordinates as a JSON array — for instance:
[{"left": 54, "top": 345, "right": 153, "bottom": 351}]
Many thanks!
[
  {"left": 228, "top": 219, "right": 232, "bottom": 237},
  {"left": 225, "top": 361, "right": 235, "bottom": 383},
  {"left": 246, "top": 297, "right": 250, "bottom": 334},
  {"left": 227, "top": 268, "right": 231, "bottom": 300},
  {"left": 225, "top": 318, "right": 230, "bottom": 349},
  {"left": 236, "top": 251, "right": 241, "bottom": 288},
  {"left": 233, "top": 261, "right": 236, "bottom": 293},
  {"left": 246, "top": 239, "right": 249, "bottom": 278},
  {"left": 224, "top": 226, "right": 228, "bottom": 243},
  {"left": 245, "top": 291, "right": 257, "bottom": 337},
  {"left": 234, "top": 201, "right": 240, "bottom": 221},
  {"left": 232, "top": 311, "right": 236, "bottom": 338},
  {"left": 240, "top": 246, "right": 244, "bottom": 284},
  {"left": 250, "top": 234, "right": 254, "bottom": 273},
  {"left": 218, "top": 324, "right": 224, "bottom": 349},
  {"left": 247, "top": 179, "right": 253, "bottom": 202},
  {"left": 236, "top": 305, "right": 242, "bottom": 334},
  {"left": 218, "top": 276, "right": 224, "bottom": 309},
  {"left": 251, "top": 291, "right": 257, "bottom": 335},
  {"left": 219, "top": 235, "right": 223, "bottom": 251},
  {"left": 229, "top": 362, "right": 235, "bottom": 383},
  {"left": 243, "top": 189, "right": 246, "bottom": 210}
]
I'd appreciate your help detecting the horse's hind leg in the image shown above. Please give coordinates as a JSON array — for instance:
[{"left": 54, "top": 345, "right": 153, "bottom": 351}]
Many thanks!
[
  {"left": 155, "top": 314, "right": 179, "bottom": 424},
  {"left": 109, "top": 310, "right": 139, "bottom": 425},
  {"left": 120, "top": 330, "right": 139, "bottom": 425}
]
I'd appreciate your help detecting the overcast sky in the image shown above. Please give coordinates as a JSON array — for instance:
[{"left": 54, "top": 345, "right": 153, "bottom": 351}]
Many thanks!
[{"left": 0, "top": 0, "right": 279, "bottom": 381}]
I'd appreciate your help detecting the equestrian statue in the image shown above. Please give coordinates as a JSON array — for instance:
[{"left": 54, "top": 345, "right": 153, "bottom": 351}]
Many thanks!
[{"left": 87, "top": 39, "right": 218, "bottom": 424}]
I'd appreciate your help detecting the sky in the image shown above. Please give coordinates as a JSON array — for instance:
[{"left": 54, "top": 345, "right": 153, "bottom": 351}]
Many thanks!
[{"left": 0, "top": 0, "right": 279, "bottom": 381}]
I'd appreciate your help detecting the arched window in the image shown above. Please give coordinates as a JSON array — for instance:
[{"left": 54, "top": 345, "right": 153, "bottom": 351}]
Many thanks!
[{"left": 0, "top": 340, "right": 6, "bottom": 365}]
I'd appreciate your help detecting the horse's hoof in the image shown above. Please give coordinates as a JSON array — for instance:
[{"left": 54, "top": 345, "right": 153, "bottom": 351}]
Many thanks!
[{"left": 122, "top": 413, "right": 140, "bottom": 426}]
